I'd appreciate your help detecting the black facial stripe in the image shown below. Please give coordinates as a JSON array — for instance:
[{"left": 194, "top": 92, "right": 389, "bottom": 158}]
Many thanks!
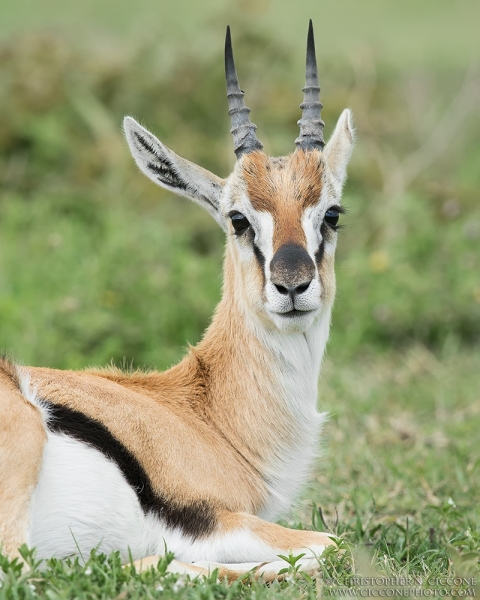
[
  {"left": 44, "top": 401, "right": 216, "bottom": 539},
  {"left": 315, "top": 240, "right": 324, "bottom": 264},
  {"left": 252, "top": 241, "right": 267, "bottom": 288},
  {"left": 252, "top": 242, "right": 265, "bottom": 270},
  {"left": 316, "top": 221, "right": 334, "bottom": 264},
  {"left": 242, "top": 227, "right": 266, "bottom": 285}
]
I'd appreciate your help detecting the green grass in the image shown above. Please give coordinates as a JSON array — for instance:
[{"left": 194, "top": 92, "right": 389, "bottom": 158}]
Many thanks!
[
  {"left": 0, "top": 5, "right": 479, "bottom": 598},
  {"left": 1, "top": 348, "right": 479, "bottom": 597}
]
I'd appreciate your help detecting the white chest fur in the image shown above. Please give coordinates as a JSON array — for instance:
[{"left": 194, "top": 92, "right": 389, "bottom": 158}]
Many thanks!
[{"left": 256, "top": 318, "right": 329, "bottom": 521}]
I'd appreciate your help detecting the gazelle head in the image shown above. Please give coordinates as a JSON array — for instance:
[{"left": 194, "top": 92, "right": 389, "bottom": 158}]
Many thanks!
[{"left": 124, "top": 21, "right": 354, "bottom": 334}]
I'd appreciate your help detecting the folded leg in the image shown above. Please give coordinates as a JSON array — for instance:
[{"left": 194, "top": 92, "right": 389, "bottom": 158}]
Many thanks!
[{"left": 133, "top": 510, "right": 335, "bottom": 582}]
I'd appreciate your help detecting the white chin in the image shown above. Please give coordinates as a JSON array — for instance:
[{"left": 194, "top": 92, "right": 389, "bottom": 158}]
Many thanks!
[{"left": 269, "top": 310, "right": 318, "bottom": 333}]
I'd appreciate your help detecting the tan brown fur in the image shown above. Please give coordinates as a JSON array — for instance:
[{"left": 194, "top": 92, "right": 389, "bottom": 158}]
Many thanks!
[
  {"left": 22, "top": 247, "right": 298, "bottom": 514},
  {"left": 0, "top": 232, "right": 307, "bottom": 526},
  {"left": 195, "top": 247, "right": 303, "bottom": 470},
  {"left": 27, "top": 363, "right": 264, "bottom": 514},
  {"left": 6, "top": 251, "right": 266, "bottom": 517},
  {"left": 0, "top": 358, "right": 46, "bottom": 558},
  {"left": 0, "top": 243, "right": 326, "bottom": 567},
  {"left": 217, "top": 511, "right": 333, "bottom": 550},
  {"left": 133, "top": 511, "right": 335, "bottom": 583},
  {"left": 242, "top": 150, "right": 324, "bottom": 251}
]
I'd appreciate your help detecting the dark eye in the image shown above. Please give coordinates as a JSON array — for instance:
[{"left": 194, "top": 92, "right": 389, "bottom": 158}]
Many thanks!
[
  {"left": 230, "top": 212, "right": 250, "bottom": 234},
  {"left": 324, "top": 208, "right": 340, "bottom": 230}
]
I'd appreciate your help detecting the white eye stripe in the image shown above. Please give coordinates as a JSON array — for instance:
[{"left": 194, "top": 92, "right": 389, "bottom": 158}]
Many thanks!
[
  {"left": 226, "top": 192, "right": 276, "bottom": 275},
  {"left": 252, "top": 211, "right": 275, "bottom": 277},
  {"left": 302, "top": 187, "right": 341, "bottom": 262},
  {"left": 227, "top": 184, "right": 339, "bottom": 273}
]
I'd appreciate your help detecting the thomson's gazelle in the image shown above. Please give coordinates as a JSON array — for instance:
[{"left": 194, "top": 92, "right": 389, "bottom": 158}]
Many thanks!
[{"left": 0, "top": 21, "right": 353, "bottom": 580}]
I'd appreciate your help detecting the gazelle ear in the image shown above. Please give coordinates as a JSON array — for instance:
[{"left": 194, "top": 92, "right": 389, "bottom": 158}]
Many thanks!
[
  {"left": 323, "top": 109, "right": 354, "bottom": 187},
  {"left": 124, "top": 117, "right": 226, "bottom": 229}
]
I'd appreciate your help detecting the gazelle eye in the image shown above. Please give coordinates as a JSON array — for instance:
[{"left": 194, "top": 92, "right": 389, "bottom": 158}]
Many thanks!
[
  {"left": 230, "top": 212, "right": 250, "bottom": 234},
  {"left": 324, "top": 207, "right": 341, "bottom": 229}
]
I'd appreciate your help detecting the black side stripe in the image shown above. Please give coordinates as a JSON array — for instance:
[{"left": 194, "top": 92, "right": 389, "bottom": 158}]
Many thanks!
[
  {"left": 44, "top": 401, "right": 216, "bottom": 539},
  {"left": 252, "top": 242, "right": 265, "bottom": 270}
]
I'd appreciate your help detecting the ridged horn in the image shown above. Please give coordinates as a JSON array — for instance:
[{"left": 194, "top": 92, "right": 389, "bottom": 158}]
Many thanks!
[
  {"left": 295, "top": 20, "right": 325, "bottom": 151},
  {"left": 225, "top": 26, "right": 263, "bottom": 158}
]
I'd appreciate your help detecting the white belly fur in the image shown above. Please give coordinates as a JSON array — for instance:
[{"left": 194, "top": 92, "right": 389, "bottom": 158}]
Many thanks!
[
  {"left": 29, "top": 432, "right": 169, "bottom": 562},
  {"left": 27, "top": 432, "right": 320, "bottom": 566}
]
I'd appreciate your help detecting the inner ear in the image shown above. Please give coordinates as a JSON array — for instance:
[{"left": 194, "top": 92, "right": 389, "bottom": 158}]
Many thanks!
[
  {"left": 124, "top": 117, "right": 227, "bottom": 230},
  {"left": 323, "top": 109, "right": 354, "bottom": 186},
  {"left": 131, "top": 130, "right": 189, "bottom": 192}
]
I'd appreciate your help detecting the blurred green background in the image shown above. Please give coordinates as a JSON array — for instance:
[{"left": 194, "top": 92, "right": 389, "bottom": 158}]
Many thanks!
[
  {"left": 1, "top": 0, "right": 479, "bottom": 575},
  {"left": 1, "top": 0, "right": 478, "bottom": 369}
]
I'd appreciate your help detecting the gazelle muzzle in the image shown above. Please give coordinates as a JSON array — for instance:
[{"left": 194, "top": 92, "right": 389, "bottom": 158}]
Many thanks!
[{"left": 270, "top": 243, "right": 316, "bottom": 298}]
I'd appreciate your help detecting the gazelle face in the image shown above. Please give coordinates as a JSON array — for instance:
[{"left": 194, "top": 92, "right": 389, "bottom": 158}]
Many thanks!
[
  {"left": 123, "top": 22, "right": 354, "bottom": 335},
  {"left": 221, "top": 146, "right": 348, "bottom": 333}
]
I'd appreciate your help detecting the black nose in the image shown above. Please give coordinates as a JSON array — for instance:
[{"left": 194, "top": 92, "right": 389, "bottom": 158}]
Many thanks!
[
  {"left": 272, "top": 281, "right": 312, "bottom": 296},
  {"left": 270, "top": 244, "right": 315, "bottom": 296}
]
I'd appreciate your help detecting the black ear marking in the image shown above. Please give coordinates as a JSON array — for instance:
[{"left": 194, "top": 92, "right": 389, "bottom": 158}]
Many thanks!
[
  {"left": 132, "top": 131, "right": 188, "bottom": 192},
  {"left": 133, "top": 130, "right": 158, "bottom": 156},
  {"left": 125, "top": 118, "right": 224, "bottom": 224},
  {"left": 146, "top": 160, "right": 188, "bottom": 192},
  {"left": 132, "top": 130, "right": 219, "bottom": 210}
]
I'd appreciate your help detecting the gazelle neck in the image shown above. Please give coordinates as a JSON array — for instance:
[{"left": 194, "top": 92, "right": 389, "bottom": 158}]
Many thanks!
[{"left": 194, "top": 247, "right": 331, "bottom": 518}]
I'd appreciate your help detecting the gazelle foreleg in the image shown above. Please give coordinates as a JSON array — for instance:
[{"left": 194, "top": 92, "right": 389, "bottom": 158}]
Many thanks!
[{"left": 134, "top": 510, "right": 336, "bottom": 582}]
